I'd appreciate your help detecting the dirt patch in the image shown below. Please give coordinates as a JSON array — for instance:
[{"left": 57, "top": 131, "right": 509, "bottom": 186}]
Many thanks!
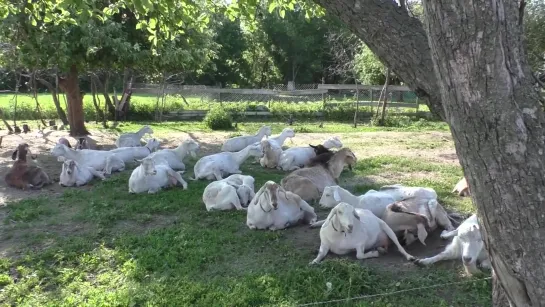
[
  {"left": 284, "top": 214, "right": 461, "bottom": 273},
  {"left": 0, "top": 129, "right": 459, "bottom": 206}
]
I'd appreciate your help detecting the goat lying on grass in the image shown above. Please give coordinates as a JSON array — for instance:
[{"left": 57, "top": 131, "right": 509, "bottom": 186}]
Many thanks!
[
  {"left": 278, "top": 136, "right": 343, "bottom": 171},
  {"left": 5, "top": 143, "right": 51, "bottom": 190},
  {"left": 281, "top": 148, "right": 357, "bottom": 202},
  {"left": 59, "top": 159, "right": 106, "bottom": 187},
  {"left": 203, "top": 174, "right": 255, "bottom": 211},
  {"left": 148, "top": 138, "right": 200, "bottom": 170},
  {"left": 246, "top": 181, "right": 317, "bottom": 231},
  {"left": 221, "top": 125, "right": 271, "bottom": 152},
  {"left": 115, "top": 125, "right": 153, "bottom": 148},
  {"left": 128, "top": 157, "right": 188, "bottom": 194},
  {"left": 192, "top": 143, "right": 263, "bottom": 180},
  {"left": 309, "top": 202, "right": 416, "bottom": 264},
  {"left": 51, "top": 144, "right": 125, "bottom": 175},
  {"left": 415, "top": 214, "right": 490, "bottom": 275}
]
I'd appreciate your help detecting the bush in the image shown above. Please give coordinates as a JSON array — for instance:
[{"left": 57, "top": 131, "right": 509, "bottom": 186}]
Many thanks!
[{"left": 203, "top": 107, "right": 233, "bottom": 130}]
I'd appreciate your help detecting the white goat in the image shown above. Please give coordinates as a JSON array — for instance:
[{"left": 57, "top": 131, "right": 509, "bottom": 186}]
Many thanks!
[
  {"left": 51, "top": 143, "right": 125, "bottom": 175},
  {"left": 378, "top": 184, "right": 438, "bottom": 201},
  {"left": 59, "top": 159, "right": 106, "bottom": 187},
  {"left": 318, "top": 185, "right": 454, "bottom": 246},
  {"left": 221, "top": 126, "right": 272, "bottom": 152},
  {"left": 268, "top": 127, "right": 295, "bottom": 148},
  {"left": 202, "top": 174, "right": 255, "bottom": 211},
  {"left": 115, "top": 125, "right": 154, "bottom": 148},
  {"left": 128, "top": 157, "right": 188, "bottom": 194},
  {"left": 278, "top": 137, "right": 343, "bottom": 171},
  {"left": 246, "top": 181, "right": 317, "bottom": 231},
  {"left": 309, "top": 202, "right": 415, "bottom": 264},
  {"left": 147, "top": 138, "right": 200, "bottom": 170},
  {"left": 415, "top": 214, "right": 490, "bottom": 275},
  {"left": 109, "top": 138, "right": 160, "bottom": 163},
  {"left": 318, "top": 186, "right": 397, "bottom": 217},
  {"left": 192, "top": 143, "right": 263, "bottom": 180}
]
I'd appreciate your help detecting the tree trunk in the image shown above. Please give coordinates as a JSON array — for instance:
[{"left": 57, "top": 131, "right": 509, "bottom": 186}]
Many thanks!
[
  {"left": 91, "top": 74, "right": 116, "bottom": 116},
  {"left": 58, "top": 64, "right": 89, "bottom": 136},
  {"left": 313, "top": 0, "right": 445, "bottom": 119},
  {"left": 36, "top": 77, "right": 69, "bottom": 125},
  {"left": 353, "top": 79, "right": 359, "bottom": 128},
  {"left": 90, "top": 77, "right": 107, "bottom": 128},
  {"left": 422, "top": 0, "right": 545, "bottom": 305},
  {"left": 380, "top": 68, "right": 391, "bottom": 125}
]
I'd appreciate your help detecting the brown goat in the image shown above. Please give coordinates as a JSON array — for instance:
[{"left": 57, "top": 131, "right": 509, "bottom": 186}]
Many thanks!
[
  {"left": 307, "top": 146, "right": 353, "bottom": 171},
  {"left": 5, "top": 143, "right": 51, "bottom": 190},
  {"left": 281, "top": 148, "right": 357, "bottom": 201}
]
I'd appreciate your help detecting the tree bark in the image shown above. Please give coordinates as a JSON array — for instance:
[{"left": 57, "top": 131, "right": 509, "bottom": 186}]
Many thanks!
[
  {"left": 58, "top": 64, "right": 89, "bottom": 136},
  {"left": 91, "top": 73, "right": 116, "bottom": 116},
  {"left": 379, "top": 67, "right": 391, "bottom": 125},
  {"left": 313, "top": 0, "right": 445, "bottom": 120},
  {"left": 35, "top": 77, "right": 69, "bottom": 125},
  {"left": 422, "top": 0, "right": 545, "bottom": 305}
]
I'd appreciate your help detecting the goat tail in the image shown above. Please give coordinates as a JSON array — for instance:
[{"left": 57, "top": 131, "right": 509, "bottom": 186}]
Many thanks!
[{"left": 389, "top": 202, "right": 430, "bottom": 228}]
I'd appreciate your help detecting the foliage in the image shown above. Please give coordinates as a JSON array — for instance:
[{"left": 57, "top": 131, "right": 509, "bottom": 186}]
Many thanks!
[
  {"left": 203, "top": 106, "right": 233, "bottom": 130},
  {"left": 355, "top": 46, "right": 387, "bottom": 85},
  {"left": 258, "top": 9, "right": 330, "bottom": 83},
  {"left": 525, "top": 0, "right": 545, "bottom": 73}
]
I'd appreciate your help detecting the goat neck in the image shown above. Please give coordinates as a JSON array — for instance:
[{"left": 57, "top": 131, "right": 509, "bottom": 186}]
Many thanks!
[
  {"left": 255, "top": 126, "right": 269, "bottom": 139},
  {"left": 326, "top": 152, "right": 347, "bottom": 179},
  {"left": 337, "top": 187, "right": 359, "bottom": 204},
  {"left": 60, "top": 145, "right": 78, "bottom": 160},
  {"left": 232, "top": 145, "right": 254, "bottom": 165},
  {"left": 272, "top": 131, "right": 290, "bottom": 146},
  {"left": 136, "top": 126, "right": 149, "bottom": 138}
]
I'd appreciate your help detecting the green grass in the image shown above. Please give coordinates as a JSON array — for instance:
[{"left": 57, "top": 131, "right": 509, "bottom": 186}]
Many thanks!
[
  {"left": 0, "top": 148, "right": 490, "bottom": 306},
  {"left": 0, "top": 92, "right": 437, "bottom": 125}
]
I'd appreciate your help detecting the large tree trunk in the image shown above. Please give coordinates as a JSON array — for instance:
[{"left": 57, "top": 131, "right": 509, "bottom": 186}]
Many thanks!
[
  {"left": 422, "top": 0, "right": 545, "bottom": 305},
  {"left": 313, "top": 0, "right": 444, "bottom": 120},
  {"left": 35, "top": 76, "right": 69, "bottom": 125},
  {"left": 58, "top": 64, "right": 89, "bottom": 136}
]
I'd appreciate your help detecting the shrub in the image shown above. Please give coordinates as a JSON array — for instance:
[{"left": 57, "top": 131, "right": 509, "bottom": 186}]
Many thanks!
[{"left": 203, "top": 107, "right": 233, "bottom": 130}]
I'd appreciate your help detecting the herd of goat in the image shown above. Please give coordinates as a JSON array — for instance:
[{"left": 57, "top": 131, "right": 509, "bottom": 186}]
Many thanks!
[{"left": 4, "top": 125, "right": 485, "bottom": 275}]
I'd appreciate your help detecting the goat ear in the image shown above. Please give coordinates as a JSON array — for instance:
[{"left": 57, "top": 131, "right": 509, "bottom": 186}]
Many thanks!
[
  {"left": 309, "top": 144, "right": 316, "bottom": 148},
  {"left": 11, "top": 150, "right": 18, "bottom": 160},
  {"left": 353, "top": 210, "right": 360, "bottom": 220},
  {"left": 333, "top": 188, "right": 341, "bottom": 201}
]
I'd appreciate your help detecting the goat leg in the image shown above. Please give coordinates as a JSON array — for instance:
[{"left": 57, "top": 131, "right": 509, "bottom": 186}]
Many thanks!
[
  {"left": 356, "top": 249, "right": 380, "bottom": 260},
  {"left": 377, "top": 219, "right": 416, "bottom": 261},
  {"left": 310, "top": 243, "right": 330, "bottom": 265}
]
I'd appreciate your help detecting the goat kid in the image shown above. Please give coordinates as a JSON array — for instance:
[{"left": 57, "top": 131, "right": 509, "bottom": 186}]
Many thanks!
[
  {"left": 5, "top": 143, "right": 51, "bottom": 190},
  {"left": 309, "top": 202, "right": 416, "bottom": 264},
  {"left": 246, "top": 181, "right": 317, "bottom": 231},
  {"left": 203, "top": 174, "right": 255, "bottom": 211},
  {"left": 59, "top": 159, "right": 106, "bottom": 187},
  {"left": 128, "top": 157, "right": 188, "bottom": 194},
  {"left": 415, "top": 214, "right": 490, "bottom": 275}
]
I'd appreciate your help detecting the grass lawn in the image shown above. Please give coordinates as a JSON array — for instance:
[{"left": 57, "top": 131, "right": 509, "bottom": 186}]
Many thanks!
[{"left": 0, "top": 122, "right": 490, "bottom": 306}]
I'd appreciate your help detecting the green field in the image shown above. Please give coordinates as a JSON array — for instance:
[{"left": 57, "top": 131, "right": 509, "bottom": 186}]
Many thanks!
[
  {"left": 0, "top": 92, "right": 431, "bottom": 125},
  {"left": 0, "top": 122, "right": 490, "bottom": 306}
]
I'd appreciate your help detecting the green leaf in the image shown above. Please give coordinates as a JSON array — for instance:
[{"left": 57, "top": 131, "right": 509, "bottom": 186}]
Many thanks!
[
  {"left": 149, "top": 17, "right": 157, "bottom": 29},
  {"left": 279, "top": 9, "right": 285, "bottom": 18},
  {"left": 268, "top": 2, "right": 277, "bottom": 13}
]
